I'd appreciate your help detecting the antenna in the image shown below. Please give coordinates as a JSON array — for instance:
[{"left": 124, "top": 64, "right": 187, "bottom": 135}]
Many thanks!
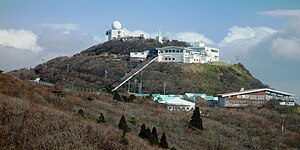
[{"left": 235, "top": 55, "right": 240, "bottom": 64}]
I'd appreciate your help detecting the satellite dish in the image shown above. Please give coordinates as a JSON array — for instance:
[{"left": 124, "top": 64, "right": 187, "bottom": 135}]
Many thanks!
[{"left": 112, "top": 21, "right": 122, "bottom": 30}]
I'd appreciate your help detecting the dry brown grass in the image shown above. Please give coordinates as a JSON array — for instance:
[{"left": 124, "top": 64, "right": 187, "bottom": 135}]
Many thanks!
[{"left": 0, "top": 73, "right": 299, "bottom": 150}]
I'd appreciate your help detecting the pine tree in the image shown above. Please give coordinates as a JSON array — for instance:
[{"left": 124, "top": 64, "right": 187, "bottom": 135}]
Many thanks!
[
  {"left": 113, "top": 92, "right": 122, "bottom": 102},
  {"left": 118, "top": 115, "right": 130, "bottom": 133},
  {"left": 96, "top": 113, "right": 106, "bottom": 123},
  {"left": 145, "top": 127, "right": 152, "bottom": 140},
  {"left": 138, "top": 123, "right": 147, "bottom": 139},
  {"left": 151, "top": 127, "right": 159, "bottom": 145},
  {"left": 189, "top": 107, "right": 203, "bottom": 130},
  {"left": 159, "top": 133, "right": 169, "bottom": 149}
]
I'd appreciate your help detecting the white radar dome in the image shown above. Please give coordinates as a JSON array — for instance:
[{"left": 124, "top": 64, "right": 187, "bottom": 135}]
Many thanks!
[{"left": 112, "top": 21, "right": 122, "bottom": 30}]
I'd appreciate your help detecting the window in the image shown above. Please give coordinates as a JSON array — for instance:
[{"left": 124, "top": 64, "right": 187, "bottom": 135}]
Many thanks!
[
  {"left": 242, "top": 95, "right": 249, "bottom": 99},
  {"left": 169, "top": 58, "right": 171, "bottom": 60},
  {"left": 172, "top": 50, "right": 175, "bottom": 53},
  {"left": 135, "top": 53, "right": 137, "bottom": 54},
  {"left": 172, "top": 58, "right": 175, "bottom": 60},
  {"left": 258, "top": 95, "right": 265, "bottom": 100},
  {"left": 180, "top": 50, "right": 183, "bottom": 52},
  {"left": 211, "top": 49, "right": 218, "bottom": 53},
  {"left": 165, "top": 58, "right": 168, "bottom": 60},
  {"left": 141, "top": 53, "right": 144, "bottom": 54},
  {"left": 165, "top": 50, "right": 168, "bottom": 53},
  {"left": 161, "top": 50, "right": 163, "bottom": 53},
  {"left": 250, "top": 95, "right": 257, "bottom": 100},
  {"left": 176, "top": 50, "right": 179, "bottom": 53},
  {"left": 169, "top": 50, "right": 172, "bottom": 53},
  {"left": 237, "top": 95, "right": 241, "bottom": 98}
]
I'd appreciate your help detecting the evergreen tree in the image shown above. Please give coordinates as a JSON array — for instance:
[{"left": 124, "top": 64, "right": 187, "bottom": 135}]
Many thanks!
[
  {"left": 138, "top": 123, "right": 147, "bottom": 139},
  {"left": 159, "top": 133, "right": 169, "bottom": 149},
  {"left": 118, "top": 115, "right": 130, "bottom": 133},
  {"left": 145, "top": 127, "right": 152, "bottom": 140},
  {"left": 151, "top": 127, "right": 159, "bottom": 145},
  {"left": 96, "top": 113, "right": 106, "bottom": 123},
  {"left": 189, "top": 107, "right": 203, "bottom": 130},
  {"left": 113, "top": 92, "right": 122, "bottom": 102}
]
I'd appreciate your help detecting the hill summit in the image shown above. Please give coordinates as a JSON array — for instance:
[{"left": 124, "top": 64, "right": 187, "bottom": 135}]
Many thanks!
[{"left": 9, "top": 38, "right": 267, "bottom": 94}]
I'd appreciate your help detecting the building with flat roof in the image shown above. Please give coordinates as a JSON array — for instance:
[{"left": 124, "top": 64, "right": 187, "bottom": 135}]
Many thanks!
[{"left": 217, "top": 88, "right": 296, "bottom": 107}]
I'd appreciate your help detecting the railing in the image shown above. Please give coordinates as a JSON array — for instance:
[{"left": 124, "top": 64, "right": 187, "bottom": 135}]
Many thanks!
[{"left": 112, "top": 56, "right": 158, "bottom": 92}]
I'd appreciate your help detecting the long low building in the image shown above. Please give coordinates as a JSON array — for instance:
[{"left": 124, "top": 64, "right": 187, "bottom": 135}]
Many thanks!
[
  {"left": 217, "top": 88, "right": 296, "bottom": 107},
  {"left": 129, "top": 43, "right": 219, "bottom": 64}
]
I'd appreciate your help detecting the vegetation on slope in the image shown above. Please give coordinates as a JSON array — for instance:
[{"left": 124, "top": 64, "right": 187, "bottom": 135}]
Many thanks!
[
  {"left": 1, "top": 73, "right": 299, "bottom": 149},
  {"left": 8, "top": 39, "right": 267, "bottom": 95}
]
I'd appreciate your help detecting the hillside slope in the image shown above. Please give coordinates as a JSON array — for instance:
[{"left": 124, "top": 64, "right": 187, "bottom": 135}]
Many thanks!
[
  {"left": 1, "top": 73, "right": 299, "bottom": 149},
  {"left": 8, "top": 39, "right": 267, "bottom": 95}
]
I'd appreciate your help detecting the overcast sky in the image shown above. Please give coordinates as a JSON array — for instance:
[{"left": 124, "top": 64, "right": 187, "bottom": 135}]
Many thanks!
[{"left": 0, "top": 0, "right": 300, "bottom": 99}]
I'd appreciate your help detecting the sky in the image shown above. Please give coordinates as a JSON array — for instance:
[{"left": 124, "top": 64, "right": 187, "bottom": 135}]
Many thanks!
[{"left": 0, "top": 0, "right": 300, "bottom": 100}]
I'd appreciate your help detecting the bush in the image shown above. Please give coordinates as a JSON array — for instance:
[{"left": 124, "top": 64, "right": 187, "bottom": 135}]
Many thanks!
[
  {"left": 159, "top": 133, "right": 169, "bottom": 149},
  {"left": 128, "top": 117, "right": 137, "bottom": 125},
  {"left": 78, "top": 109, "right": 84, "bottom": 116},
  {"left": 87, "top": 96, "right": 95, "bottom": 101},
  {"left": 118, "top": 115, "right": 130, "bottom": 133},
  {"left": 96, "top": 113, "right": 106, "bottom": 123},
  {"left": 151, "top": 127, "right": 159, "bottom": 145},
  {"left": 189, "top": 107, "right": 203, "bottom": 130},
  {"left": 138, "top": 123, "right": 147, "bottom": 139},
  {"left": 51, "top": 89, "right": 64, "bottom": 97}
]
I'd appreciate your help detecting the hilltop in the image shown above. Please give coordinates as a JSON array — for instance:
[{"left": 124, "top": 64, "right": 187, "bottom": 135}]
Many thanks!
[
  {"left": 1, "top": 72, "right": 299, "bottom": 149},
  {"left": 8, "top": 39, "right": 267, "bottom": 95}
]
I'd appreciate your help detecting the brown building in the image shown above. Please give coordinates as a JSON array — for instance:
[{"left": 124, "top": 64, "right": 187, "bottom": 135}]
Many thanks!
[{"left": 217, "top": 88, "right": 295, "bottom": 107}]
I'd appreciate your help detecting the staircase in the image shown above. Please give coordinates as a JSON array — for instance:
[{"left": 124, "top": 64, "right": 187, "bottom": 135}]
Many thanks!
[{"left": 112, "top": 56, "right": 158, "bottom": 92}]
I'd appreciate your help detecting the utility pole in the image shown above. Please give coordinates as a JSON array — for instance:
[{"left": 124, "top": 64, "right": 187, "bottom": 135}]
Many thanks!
[
  {"left": 51, "top": 67, "right": 54, "bottom": 83},
  {"left": 127, "top": 80, "right": 131, "bottom": 93},
  {"left": 281, "top": 115, "right": 286, "bottom": 132},
  {"left": 139, "top": 71, "right": 143, "bottom": 94},
  {"left": 235, "top": 55, "right": 240, "bottom": 64},
  {"left": 67, "top": 64, "right": 70, "bottom": 74},
  {"left": 163, "top": 82, "right": 167, "bottom": 95},
  {"left": 134, "top": 79, "right": 137, "bottom": 93}
]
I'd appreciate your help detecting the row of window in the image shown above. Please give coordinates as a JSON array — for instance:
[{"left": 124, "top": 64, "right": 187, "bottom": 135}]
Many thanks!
[
  {"left": 226, "top": 101, "right": 264, "bottom": 105},
  {"left": 165, "top": 57, "right": 175, "bottom": 61},
  {"left": 237, "top": 94, "right": 266, "bottom": 100},
  {"left": 161, "top": 49, "right": 184, "bottom": 53}
]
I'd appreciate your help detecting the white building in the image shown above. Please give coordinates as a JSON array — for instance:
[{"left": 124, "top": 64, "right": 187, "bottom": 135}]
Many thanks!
[
  {"left": 130, "top": 50, "right": 149, "bottom": 61},
  {"left": 155, "top": 44, "right": 219, "bottom": 64},
  {"left": 106, "top": 21, "right": 125, "bottom": 40}
]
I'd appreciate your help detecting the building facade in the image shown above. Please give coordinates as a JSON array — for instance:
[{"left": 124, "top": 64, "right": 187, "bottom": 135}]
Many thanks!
[
  {"left": 217, "top": 88, "right": 295, "bottom": 107},
  {"left": 106, "top": 21, "right": 125, "bottom": 40},
  {"left": 156, "top": 45, "right": 219, "bottom": 63}
]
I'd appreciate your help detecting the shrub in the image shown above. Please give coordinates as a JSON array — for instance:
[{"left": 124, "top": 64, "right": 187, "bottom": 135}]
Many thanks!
[
  {"left": 138, "top": 123, "right": 147, "bottom": 139},
  {"left": 96, "top": 113, "right": 106, "bottom": 123},
  {"left": 189, "top": 107, "right": 203, "bottom": 130},
  {"left": 118, "top": 115, "right": 130, "bottom": 133},
  {"left": 113, "top": 92, "right": 122, "bottom": 102},
  {"left": 159, "top": 133, "right": 169, "bottom": 149},
  {"left": 78, "top": 109, "right": 84, "bottom": 116},
  {"left": 151, "top": 127, "right": 159, "bottom": 145},
  {"left": 128, "top": 117, "right": 137, "bottom": 125},
  {"left": 87, "top": 96, "right": 95, "bottom": 101},
  {"left": 51, "top": 89, "right": 64, "bottom": 97}
]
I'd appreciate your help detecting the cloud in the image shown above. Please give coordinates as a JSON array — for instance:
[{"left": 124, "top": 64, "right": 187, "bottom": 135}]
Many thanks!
[
  {"left": 261, "top": 16, "right": 300, "bottom": 60},
  {"left": 259, "top": 9, "right": 300, "bottom": 17},
  {"left": 123, "top": 28, "right": 151, "bottom": 38},
  {"left": 166, "top": 32, "right": 215, "bottom": 44},
  {"left": 122, "top": 28, "right": 214, "bottom": 44},
  {"left": 39, "top": 23, "right": 78, "bottom": 31},
  {"left": 218, "top": 26, "right": 276, "bottom": 61},
  {"left": 0, "top": 29, "right": 42, "bottom": 52},
  {"left": 220, "top": 26, "right": 276, "bottom": 46},
  {"left": 0, "top": 26, "right": 100, "bottom": 72}
]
